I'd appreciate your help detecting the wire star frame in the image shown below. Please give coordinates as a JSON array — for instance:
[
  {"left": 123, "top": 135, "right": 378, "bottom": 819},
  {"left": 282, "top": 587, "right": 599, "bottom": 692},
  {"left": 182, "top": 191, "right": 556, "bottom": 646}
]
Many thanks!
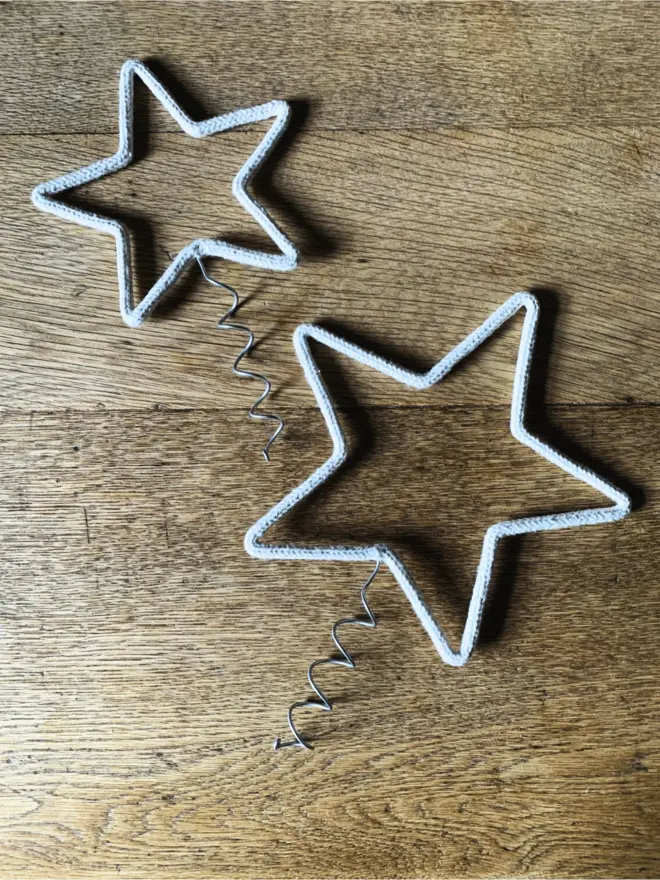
[
  {"left": 246, "top": 291, "right": 632, "bottom": 675},
  {"left": 31, "top": 58, "right": 299, "bottom": 328}
]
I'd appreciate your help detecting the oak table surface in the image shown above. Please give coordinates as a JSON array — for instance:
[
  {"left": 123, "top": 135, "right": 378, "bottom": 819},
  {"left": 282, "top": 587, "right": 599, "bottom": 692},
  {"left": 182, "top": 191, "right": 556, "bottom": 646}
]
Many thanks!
[{"left": 0, "top": 2, "right": 658, "bottom": 878}]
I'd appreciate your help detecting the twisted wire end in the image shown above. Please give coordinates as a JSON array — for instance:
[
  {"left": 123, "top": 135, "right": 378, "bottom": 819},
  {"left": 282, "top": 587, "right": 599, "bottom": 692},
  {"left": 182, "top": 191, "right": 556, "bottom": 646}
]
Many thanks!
[
  {"left": 274, "top": 561, "right": 381, "bottom": 752},
  {"left": 198, "top": 257, "right": 285, "bottom": 460}
]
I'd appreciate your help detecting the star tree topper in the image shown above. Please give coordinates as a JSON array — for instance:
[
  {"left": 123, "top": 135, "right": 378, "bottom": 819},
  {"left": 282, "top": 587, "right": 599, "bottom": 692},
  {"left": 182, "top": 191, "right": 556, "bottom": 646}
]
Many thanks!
[
  {"left": 32, "top": 59, "right": 298, "bottom": 328},
  {"left": 245, "top": 292, "right": 632, "bottom": 668}
]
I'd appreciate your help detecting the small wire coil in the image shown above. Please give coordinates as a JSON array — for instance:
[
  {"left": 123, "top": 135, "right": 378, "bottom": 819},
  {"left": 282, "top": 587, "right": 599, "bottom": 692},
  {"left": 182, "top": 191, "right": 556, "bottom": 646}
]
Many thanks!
[
  {"left": 274, "top": 561, "right": 381, "bottom": 750},
  {"left": 198, "top": 256, "right": 284, "bottom": 461}
]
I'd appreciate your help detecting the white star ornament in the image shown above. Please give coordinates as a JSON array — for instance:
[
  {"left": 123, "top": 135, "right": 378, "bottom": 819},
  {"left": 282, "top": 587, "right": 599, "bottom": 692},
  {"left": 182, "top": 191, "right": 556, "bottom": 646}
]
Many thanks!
[
  {"left": 32, "top": 59, "right": 298, "bottom": 328},
  {"left": 245, "top": 291, "right": 632, "bottom": 668}
]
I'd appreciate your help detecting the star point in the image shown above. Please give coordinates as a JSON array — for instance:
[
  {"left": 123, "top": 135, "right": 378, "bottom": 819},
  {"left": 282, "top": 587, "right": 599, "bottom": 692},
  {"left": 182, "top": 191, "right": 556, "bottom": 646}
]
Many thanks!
[
  {"left": 32, "top": 58, "right": 298, "bottom": 328},
  {"left": 245, "top": 291, "right": 632, "bottom": 667}
]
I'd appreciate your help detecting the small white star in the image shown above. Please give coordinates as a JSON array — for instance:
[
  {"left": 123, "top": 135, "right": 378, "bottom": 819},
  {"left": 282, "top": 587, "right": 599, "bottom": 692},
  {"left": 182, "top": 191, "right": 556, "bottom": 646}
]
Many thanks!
[
  {"left": 245, "top": 291, "right": 631, "bottom": 667},
  {"left": 32, "top": 59, "right": 298, "bottom": 328}
]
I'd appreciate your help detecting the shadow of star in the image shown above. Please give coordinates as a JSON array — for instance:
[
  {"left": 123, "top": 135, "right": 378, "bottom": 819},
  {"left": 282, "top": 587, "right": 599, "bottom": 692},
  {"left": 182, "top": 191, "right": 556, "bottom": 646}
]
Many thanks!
[
  {"left": 246, "top": 292, "right": 633, "bottom": 668},
  {"left": 32, "top": 59, "right": 299, "bottom": 328}
]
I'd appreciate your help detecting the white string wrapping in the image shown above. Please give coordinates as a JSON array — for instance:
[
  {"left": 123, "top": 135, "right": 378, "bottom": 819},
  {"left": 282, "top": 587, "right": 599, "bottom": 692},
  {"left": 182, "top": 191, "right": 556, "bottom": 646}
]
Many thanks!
[
  {"left": 31, "top": 59, "right": 299, "bottom": 328},
  {"left": 245, "top": 291, "right": 632, "bottom": 667}
]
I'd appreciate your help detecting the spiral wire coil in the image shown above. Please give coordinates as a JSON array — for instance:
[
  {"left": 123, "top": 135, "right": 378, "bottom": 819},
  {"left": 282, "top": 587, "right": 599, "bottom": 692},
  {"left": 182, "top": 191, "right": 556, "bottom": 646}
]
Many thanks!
[
  {"left": 198, "top": 256, "right": 284, "bottom": 461},
  {"left": 274, "top": 561, "right": 381, "bottom": 750}
]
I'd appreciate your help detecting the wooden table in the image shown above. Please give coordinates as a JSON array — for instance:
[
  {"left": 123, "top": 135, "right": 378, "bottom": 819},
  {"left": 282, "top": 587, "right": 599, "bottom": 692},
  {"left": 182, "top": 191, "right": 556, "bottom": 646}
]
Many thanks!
[{"left": 1, "top": 2, "right": 658, "bottom": 877}]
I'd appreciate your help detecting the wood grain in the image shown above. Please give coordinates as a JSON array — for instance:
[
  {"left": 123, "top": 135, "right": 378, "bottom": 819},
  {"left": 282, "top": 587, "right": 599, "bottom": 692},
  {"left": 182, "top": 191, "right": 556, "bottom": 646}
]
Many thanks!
[
  {"left": 5, "top": 2, "right": 660, "bottom": 134},
  {"left": 0, "top": 405, "right": 657, "bottom": 879},
  {"left": 1, "top": 1, "right": 659, "bottom": 878},
  {"left": 4, "top": 124, "right": 660, "bottom": 408}
]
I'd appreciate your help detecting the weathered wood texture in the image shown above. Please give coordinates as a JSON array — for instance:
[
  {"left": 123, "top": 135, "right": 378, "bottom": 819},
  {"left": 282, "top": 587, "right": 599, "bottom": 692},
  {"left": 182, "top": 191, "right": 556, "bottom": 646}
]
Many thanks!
[
  {"left": 6, "top": 125, "right": 660, "bottom": 408},
  {"left": 1, "top": 405, "right": 657, "bottom": 880},
  {"left": 4, "top": 2, "right": 660, "bottom": 133},
  {"left": 0, "top": 2, "right": 659, "bottom": 879}
]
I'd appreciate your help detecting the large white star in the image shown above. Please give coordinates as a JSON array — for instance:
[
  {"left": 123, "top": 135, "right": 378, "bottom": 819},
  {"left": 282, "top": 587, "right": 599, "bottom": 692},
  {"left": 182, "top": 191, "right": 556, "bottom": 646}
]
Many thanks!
[
  {"left": 32, "top": 59, "right": 298, "bottom": 328},
  {"left": 245, "top": 291, "right": 631, "bottom": 667}
]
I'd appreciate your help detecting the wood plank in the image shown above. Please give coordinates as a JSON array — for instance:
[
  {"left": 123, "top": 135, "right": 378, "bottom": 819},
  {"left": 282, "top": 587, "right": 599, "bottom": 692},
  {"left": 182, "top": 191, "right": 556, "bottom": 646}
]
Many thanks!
[
  {"left": 3, "top": 2, "right": 659, "bottom": 877},
  {"left": 3, "top": 2, "right": 660, "bottom": 134},
  {"left": 4, "top": 125, "right": 660, "bottom": 409},
  {"left": 0, "top": 405, "right": 656, "bottom": 878}
]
